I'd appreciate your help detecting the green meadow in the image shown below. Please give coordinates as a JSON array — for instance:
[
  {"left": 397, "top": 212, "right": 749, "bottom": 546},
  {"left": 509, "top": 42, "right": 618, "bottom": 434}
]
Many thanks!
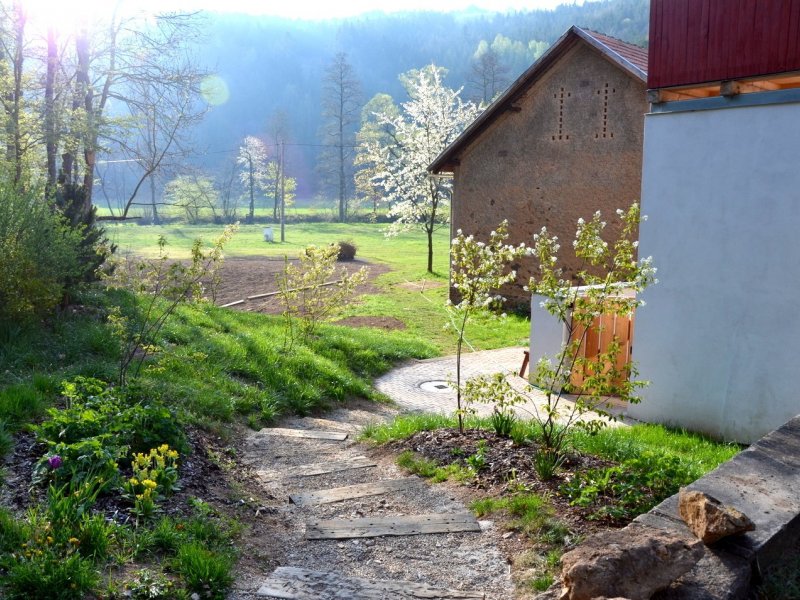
[{"left": 106, "top": 221, "right": 531, "bottom": 353}]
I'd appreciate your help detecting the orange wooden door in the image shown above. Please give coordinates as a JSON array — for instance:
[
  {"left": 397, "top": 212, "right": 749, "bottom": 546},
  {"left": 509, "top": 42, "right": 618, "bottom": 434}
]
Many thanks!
[{"left": 568, "top": 308, "right": 635, "bottom": 391}]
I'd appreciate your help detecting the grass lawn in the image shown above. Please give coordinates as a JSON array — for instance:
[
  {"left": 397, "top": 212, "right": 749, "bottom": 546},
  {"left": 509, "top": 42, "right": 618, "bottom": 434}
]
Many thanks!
[{"left": 106, "top": 221, "right": 531, "bottom": 353}]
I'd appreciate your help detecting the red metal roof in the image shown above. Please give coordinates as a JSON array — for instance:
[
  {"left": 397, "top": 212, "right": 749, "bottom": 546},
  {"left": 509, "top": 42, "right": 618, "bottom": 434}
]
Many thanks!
[
  {"left": 649, "top": 0, "right": 800, "bottom": 89},
  {"left": 429, "top": 26, "right": 647, "bottom": 174}
]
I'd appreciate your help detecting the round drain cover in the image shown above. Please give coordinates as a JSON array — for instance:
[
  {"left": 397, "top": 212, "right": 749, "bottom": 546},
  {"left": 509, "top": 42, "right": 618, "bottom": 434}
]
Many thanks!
[{"left": 419, "top": 380, "right": 452, "bottom": 393}]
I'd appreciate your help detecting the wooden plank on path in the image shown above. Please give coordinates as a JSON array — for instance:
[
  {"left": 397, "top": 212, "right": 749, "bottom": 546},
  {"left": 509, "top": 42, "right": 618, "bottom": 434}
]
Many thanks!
[
  {"left": 256, "top": 456, "right": 377, "bottom": 481},
  {"left": 220, "top": 299, "right": 245, "bottom": 308},
  {"left": 290, "top": 477, "right": 419, "bottom": 507},
  {"left": 306, "top": 512, "right": 481, "bottom": 540},
  {"left": 257, "top": 566, "right": 485, "bottom": 599},
  {"left": 257, "top": 427, "right": 348, "bottom": 441}
]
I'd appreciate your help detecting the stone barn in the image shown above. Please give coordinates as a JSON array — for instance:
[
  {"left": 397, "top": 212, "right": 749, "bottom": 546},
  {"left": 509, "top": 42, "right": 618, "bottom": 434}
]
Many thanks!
[{"left": 429, "top": 26, "right": 648, "bottom": 308}]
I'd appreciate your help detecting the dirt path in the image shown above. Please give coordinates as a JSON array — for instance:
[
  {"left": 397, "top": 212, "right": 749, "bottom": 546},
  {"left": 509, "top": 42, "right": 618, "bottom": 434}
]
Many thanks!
[{"left": 229, "top": 399, "right": 514, "bottom": 599}]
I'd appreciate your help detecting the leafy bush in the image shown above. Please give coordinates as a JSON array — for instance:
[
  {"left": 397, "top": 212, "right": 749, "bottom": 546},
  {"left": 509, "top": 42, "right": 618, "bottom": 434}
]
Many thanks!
[
  {"left": 33, "top": 438, "right": 124, "bottom": 492},
  {"left": 560, "top": 451, "right": 694, "bottom": 520},
  {"left": 336, "top": 240, "right": 357, "bottom": 260},
  {"left": 34, "top": 377, "right": 187, "bottom": 460},
  {"left": 105, "top": 225, "right": 237, "bottom": 385},
  {"left": 0, "top": 182, "right": 84, "bottom": 321},
  {"left": 277, "top": 243, "right": 369, "bottom": 347}
]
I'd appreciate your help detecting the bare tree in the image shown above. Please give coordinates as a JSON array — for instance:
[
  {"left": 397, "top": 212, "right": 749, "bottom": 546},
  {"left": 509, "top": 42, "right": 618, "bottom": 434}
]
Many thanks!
[
  {"left": 469, "top": 47, "right": 510, "bottom": 105},
  {"left": 0, "top": 2, "right": 38, "bottom": 187},
  {"left": 319, "top": 52, "right": 361, "bottom": 222},
  {"left": 54, "top": 11, "right": 207, "bottom": 220},
  {"left": 267, "top": 110, "right": 290, "bottom": 220},
  {"left": 112, "top": 59, "right": 207, "bottom": 222}
]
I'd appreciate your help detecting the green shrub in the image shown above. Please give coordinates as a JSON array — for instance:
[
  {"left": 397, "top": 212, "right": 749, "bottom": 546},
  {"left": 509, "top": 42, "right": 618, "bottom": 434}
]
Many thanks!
[
  {"left": 0, "top": 419, "right": 12, "bottom": 461},
  {"left": 0, "top": 508, "right": 29, "bottom": 554},
  {"left": 560, "top": 451, "right": 694, "bottom": 520},
  {"left": 33, "top": 437, "right": 124, "bottom": 492},
  {"left": 127, "top": 568, "right": 178, "bottom": 600},
  {"left": 336, "top": 240, "right": 357, "bottom": 260},
  {"left": 0, "top": 182, "right": 84, "bottom": 321}
]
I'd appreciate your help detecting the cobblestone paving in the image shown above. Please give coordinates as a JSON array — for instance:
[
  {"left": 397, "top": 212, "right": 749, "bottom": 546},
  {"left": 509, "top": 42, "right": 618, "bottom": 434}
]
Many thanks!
[
  {"left": 375, "top": 346, "right": 630, "bottom": 425},
  {"left": 375, "top": 346, "right": 542, "bottom": 417}
]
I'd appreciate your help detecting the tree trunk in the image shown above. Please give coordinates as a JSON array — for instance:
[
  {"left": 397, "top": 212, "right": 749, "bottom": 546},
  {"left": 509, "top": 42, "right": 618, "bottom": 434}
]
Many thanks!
[
  {"left": 338, "top": 132, "right": 346, "bottom": 221},
  {"left": 280, "top": 141, "right": 286, "bottom": 242},
  {"left": 149, "top": 175, "right": 159, "bottom": 224},
  {"left": 5, "top": 4, "right": 26, "bottom": 187},
  {"left": 426, "top": 226, "right": 434, "bottom": 273},
  {"left": 45, "top": 27, "right": 57, "bottom": 195},
  {"left": 76, "top": 27, "right": 94, "bottom": 213},
  {"left": 247, "top": 156, "right": 255, "bottom": 223},
  {"left": 338, "top": 94, "right": 346, "bottom": 221}
]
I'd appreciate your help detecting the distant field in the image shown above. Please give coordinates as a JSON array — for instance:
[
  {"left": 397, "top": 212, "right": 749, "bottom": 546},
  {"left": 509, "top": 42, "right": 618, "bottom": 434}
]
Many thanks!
[
  {"left": 106, "top": 221, "right": 530, "bottom": 353},
  {"left": 94, "top": 204, "right": 379, "bottom": 221}
]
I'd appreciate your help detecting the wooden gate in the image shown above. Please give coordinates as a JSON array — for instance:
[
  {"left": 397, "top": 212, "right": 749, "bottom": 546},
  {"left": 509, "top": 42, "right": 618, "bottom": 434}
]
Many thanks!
[{"left": 568, "top": 308, "right": 635, "bottom": 390}]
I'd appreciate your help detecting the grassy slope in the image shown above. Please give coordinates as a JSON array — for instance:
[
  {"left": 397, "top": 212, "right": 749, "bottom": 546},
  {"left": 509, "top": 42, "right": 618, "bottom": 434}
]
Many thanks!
[
  {"left": 0, "top": 292, "right": 435, "bottom": 433},
  {"left": 106, "top": 222, "right": 531, "bottom": 353}
]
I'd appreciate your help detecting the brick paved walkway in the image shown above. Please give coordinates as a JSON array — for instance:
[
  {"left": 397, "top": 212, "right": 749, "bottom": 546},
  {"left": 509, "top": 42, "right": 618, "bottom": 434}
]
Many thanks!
[{"left": 375, "top": 346, "right": 629, "bottom": 426}]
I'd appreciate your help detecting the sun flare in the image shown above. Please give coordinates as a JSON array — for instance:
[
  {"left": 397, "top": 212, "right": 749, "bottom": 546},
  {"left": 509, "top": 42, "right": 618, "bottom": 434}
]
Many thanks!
[{"left": 20, "top": 0, "right": 126, "bottom": 37}]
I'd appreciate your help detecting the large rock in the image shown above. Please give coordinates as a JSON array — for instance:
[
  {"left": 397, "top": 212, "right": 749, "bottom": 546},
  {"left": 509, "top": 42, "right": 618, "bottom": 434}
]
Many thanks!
[
  {"left": 678, "top": 489, "right": 755, "bottom": 545},
  {"left": 559, "top": 525, "right": 705, "bottom": 600}
]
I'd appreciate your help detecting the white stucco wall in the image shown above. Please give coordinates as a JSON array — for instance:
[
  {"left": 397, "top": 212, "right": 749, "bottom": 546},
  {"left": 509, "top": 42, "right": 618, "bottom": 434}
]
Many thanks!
[
  {"left": 530, "top": 293, "right": 567, "bottom": 379},
  {"left": 628, "top": 99, "right": 800, "bottom": 443}
]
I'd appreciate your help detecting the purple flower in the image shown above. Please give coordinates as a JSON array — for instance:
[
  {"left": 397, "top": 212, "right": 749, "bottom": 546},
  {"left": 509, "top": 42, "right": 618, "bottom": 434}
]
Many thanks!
[{"left": 47, "top": 455, "right": 62, "bottom": 470}]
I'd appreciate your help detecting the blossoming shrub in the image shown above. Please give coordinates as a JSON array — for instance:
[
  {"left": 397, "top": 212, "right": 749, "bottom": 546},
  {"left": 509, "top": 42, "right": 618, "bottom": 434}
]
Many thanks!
[
  {"left": 446, "top": 220, "right": 528, "bottom": 432},
  {"left": 528, "top": 204, "right": 657, "bottom": 473},
  {"left": 277, "top": 243, "right": 369, "bottom": 347}
]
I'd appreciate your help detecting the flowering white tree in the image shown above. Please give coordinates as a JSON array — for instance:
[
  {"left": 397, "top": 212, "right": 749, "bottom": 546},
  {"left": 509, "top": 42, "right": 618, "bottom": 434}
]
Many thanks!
[
  {"left": 237, "top": 136, "right": 271, "bottom": 223},
  {"left": 358, "top": 65, "right": 480, "bottom": 272}
]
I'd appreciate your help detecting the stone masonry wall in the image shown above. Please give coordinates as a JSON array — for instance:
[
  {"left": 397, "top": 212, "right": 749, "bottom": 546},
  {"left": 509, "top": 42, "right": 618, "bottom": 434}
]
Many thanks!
[{"left": 450, "top": 42, "right": 647, "bottom": 307}]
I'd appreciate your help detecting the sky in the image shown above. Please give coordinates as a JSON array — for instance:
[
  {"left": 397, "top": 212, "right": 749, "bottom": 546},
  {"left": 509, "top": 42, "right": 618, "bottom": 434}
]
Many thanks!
[
  {"left": 21, "top": 0, "right": 584, "bottom": 28},
  {"left": 167, "top": 0, "right": 586, "bottom": 20},
  {"left": 22, "top": 0, "right": 586, "bottom": 25},
  {"left": 175, "top": 0, "right": 583, "bottom": 19}
]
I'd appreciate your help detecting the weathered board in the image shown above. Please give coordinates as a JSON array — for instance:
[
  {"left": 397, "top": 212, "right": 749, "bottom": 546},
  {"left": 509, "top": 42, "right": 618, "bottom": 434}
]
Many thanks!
[
  {"left": 306, "top": 512, "right": 481, "bottom": 539},
  {"left": 257, "top": 566, "right": 485, "bottom": 599},
  {"left": 257, "top": 427, "right": 348, "bottom": 441},
  {"left": 256, "top": 456, "right": 377, "bottom": 481},
  {"left": 289, "top": 477, "right": 419, "bottom": 507}
]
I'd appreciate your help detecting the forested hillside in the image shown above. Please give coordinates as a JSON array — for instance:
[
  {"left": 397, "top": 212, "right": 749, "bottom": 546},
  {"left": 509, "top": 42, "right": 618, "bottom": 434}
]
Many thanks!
[{"left": 185, "top": 0, "right": 649, "bottom": 201}]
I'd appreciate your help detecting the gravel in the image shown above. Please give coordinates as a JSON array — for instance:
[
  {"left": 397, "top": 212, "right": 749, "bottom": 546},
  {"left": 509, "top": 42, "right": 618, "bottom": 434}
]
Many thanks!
[{"left": 232, "top": 400, "right": 515, "bottom": 599}]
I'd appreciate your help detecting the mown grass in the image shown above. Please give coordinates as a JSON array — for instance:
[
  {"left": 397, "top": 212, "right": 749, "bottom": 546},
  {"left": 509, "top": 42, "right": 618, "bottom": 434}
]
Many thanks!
[{"left": 105, "top": 221, "right": 530, "bottom": 353}]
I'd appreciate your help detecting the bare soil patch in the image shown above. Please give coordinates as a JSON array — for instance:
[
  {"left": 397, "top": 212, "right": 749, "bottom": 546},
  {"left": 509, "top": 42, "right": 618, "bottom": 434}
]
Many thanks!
[
  {"left": 212, "top": 256, "right": 389, "bottom": 315},
  {"left": 398, "top": 280, "right": 446, "bottom": 291}
]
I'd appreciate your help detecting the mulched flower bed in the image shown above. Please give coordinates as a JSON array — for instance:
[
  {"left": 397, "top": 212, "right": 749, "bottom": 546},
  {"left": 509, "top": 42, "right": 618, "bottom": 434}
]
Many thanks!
[
  {"left": 0, "top": 427, "right": 228, "bottom": 524},
  {"left": 388, "top": 428, "right": 633, "bottom": 537}
]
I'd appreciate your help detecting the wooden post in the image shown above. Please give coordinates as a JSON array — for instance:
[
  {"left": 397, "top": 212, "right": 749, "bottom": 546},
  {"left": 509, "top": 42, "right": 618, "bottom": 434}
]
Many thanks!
[{"left": 280, "top": 140, "right": 286, "bottom": 242}]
